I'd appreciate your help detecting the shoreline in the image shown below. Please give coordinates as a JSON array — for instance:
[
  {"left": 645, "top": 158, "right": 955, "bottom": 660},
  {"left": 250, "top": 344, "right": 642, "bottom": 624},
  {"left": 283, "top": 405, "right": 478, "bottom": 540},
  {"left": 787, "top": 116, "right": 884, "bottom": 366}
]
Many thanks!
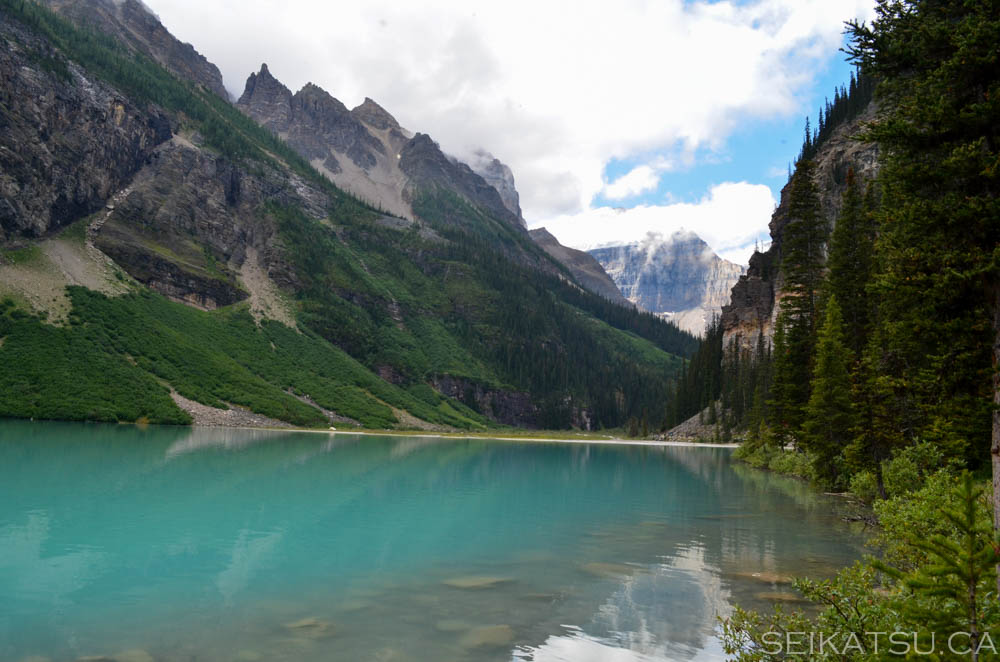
[
  {"left": 189, "top": 423, "right": 742, "bottom": 448},
  {"left": 2, "top": 417, "right": 740, "bottom": 448}
]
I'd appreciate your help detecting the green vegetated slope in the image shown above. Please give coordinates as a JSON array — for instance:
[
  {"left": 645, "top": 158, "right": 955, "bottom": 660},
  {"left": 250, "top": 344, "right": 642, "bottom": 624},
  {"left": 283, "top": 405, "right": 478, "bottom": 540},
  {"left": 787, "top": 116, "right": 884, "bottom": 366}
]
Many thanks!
[
  {"left": 0, "top": 0, "right": 696, "bottom": 429},
  {"left": 0, "top": 289, "right": 488, "bottom": 429}
]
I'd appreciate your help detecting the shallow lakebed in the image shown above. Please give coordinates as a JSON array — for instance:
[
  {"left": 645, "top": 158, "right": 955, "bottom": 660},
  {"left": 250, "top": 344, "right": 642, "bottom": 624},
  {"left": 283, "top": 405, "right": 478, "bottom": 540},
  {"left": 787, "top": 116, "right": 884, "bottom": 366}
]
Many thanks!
[{"left": 0, "top": 421, "right": 865, "bottom": 661}]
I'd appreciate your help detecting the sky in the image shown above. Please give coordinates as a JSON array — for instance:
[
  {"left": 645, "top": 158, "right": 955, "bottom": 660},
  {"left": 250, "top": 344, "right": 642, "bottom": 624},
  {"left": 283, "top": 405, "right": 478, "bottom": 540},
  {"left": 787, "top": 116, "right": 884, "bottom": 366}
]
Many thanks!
[{"left": 148, "top": 0, "right": 876, "bottom": 265}]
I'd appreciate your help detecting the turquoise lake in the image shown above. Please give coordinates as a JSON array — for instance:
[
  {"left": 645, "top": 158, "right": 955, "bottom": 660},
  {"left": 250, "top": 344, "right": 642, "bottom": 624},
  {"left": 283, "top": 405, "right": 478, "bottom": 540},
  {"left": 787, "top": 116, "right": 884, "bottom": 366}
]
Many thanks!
[{"left": 0, "top": 421, "right": 865, "bottom": 661}]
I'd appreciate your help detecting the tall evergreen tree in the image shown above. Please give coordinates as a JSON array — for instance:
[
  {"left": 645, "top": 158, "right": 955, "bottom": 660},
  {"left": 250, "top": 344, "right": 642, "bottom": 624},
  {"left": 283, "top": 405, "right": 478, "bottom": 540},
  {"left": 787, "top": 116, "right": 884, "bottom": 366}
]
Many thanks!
[
  {"left": 768, "top": 159, "right": 829, "bottom": 441},
  {"left": 826, "top": 170, "right": 875, "bottom": 355},
  {"left": 847, "top": 0, "right": 999, "bottom": 549},
  {"left": 802, "top": 297, "right": 855, "bottom": 487}
]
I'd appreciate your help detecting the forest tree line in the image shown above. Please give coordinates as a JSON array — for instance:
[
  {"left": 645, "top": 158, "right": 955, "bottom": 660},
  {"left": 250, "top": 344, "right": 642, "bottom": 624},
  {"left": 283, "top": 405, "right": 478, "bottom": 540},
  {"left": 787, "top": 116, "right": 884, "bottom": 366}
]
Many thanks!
[{"left": 670, "top": 2, "right": 997, "bottom": 502}]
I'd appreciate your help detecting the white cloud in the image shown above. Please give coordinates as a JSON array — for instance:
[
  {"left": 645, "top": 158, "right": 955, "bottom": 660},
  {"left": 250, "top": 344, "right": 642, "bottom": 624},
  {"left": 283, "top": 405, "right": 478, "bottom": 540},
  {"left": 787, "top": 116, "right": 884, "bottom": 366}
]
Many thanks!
[
  {"left": 534, "top": 182, "right": 777, "bottom": 266},
  {"left": 604, "top": 165, "right": 661, "bottom": 201},
  {"left": 149, "top": 0, "right": 872, "bottom": 204},
  {"left": 145, "top": 0, "right": 872, "bottom": 256}
]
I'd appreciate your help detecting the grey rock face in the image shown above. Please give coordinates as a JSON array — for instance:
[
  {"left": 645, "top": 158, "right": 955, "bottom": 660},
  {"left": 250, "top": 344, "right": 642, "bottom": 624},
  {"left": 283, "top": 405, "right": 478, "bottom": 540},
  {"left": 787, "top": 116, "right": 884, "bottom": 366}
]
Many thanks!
[
  {"left": 468, "top": 150, "right": 524, "bottom": 226},
  {"left": 351, "top": 97, "right": 402, "bottom": 131},
  {"left": 399, "top": 134, "right": 526, "bottom": 232},
  {"left": 39, "top": 0, "right": 229, "bottom": 100},
  {"left": 590, "top": 232, "right": 744, "bottom": 336},
  {"left": 237, "top": 64, "right": 294, "bottom": 133},
  {"left": 0, "top": 14, "right": 171, "bottom": 240},
  {"left": 238, "top": 65, "right": 414, "bottom": 217},
  {"left": 94, "top": 136, "right": 330, "bottom": 308},
  {"left": 237, "top": 66, "right": 528, "bottom": 233},
  {"left": 430, "top": 375, "right": 544, "bottom": 428},
  {"left": 720, "top": 102, "right": 879, "bottom": 350},
  {"left": 529, "top": 228, "right": 629, "bottom": 305},
  {"left": 238, "top": 67, "right": 384, "bottom": 171}
]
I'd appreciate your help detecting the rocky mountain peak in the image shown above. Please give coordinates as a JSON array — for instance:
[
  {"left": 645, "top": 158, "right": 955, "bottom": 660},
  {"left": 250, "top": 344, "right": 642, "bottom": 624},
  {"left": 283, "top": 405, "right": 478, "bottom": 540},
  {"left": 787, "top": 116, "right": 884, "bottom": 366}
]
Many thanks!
[
  {"left": 589, "top": 232, "right": 745, "bottom": 336},
  {"left": 237, "top": 63, "right": 294, "bottom": 133},
  {"left": 351, "top": 97, "right": 402, "bottom": 132},
  {"left": 468, "top": 150, "right": 523, "bottom": 225},
  {"left": 294, "top": 84, "right": 353, "bottom": 123}
]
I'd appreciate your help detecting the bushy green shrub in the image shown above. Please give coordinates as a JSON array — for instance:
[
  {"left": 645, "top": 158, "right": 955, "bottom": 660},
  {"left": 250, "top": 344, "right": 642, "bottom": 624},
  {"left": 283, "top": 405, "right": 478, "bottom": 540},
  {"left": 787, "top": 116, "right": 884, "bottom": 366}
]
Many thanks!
[
  {"left": 723, "top": 474, "right": 1000, "bottom": 661},
  {"left": 848, "top": 469, "right": 880, "bottom": 503}
]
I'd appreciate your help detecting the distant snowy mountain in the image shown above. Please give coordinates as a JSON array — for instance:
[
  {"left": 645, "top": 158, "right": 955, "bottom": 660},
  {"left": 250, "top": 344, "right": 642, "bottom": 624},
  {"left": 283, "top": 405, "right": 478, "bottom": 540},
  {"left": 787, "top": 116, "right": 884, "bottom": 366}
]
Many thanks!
[{"left": 589, "top": 231, "right": 745, "bottom": 335}]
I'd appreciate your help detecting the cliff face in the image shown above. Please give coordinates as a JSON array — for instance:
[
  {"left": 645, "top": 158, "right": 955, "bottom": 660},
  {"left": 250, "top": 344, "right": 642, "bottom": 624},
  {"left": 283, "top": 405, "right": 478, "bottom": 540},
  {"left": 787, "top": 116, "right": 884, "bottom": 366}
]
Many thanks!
[
  {"left": 39, "top": 0, "right": 229, "bottom": 100},
  {"left": 93, "top": 136, "right": 324, "bottom": 310},
  {"left": 589, "top": 232, "right": 744, "bottom": 336},
  {"left": 398, "top": 134, "right": 526, "bottom": 231},
  {"left": 468, "top": 150, "right": 525, "bottom": 227},
  {"left": 0, "top": 12, "right": 171, "bottom": 240},
  {"left": 720, "top": 102, "right": 879, "bottom": 350},
  {"left": 529, "top": 228, "right": 630, "bottom": 305}
]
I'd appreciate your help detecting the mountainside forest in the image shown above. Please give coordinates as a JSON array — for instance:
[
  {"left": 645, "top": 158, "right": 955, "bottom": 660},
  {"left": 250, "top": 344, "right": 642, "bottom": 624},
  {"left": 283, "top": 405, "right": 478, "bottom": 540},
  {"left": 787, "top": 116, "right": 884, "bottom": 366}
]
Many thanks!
[
  {"left": 0, "top": 0, "right": 697, "bottom": 432},
  {"left": 673, "top": 0, "right": 998, "bottom": 499},
  {"left": 676, "top": 1, "right": 998, "bottom": 656}
]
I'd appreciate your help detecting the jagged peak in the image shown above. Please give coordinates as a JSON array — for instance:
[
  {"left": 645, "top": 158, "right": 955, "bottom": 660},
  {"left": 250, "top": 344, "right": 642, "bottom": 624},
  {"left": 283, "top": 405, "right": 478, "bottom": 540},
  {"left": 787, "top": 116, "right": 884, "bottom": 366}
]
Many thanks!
[
  {"left": 294, "top": 82, "right": 350, "bottom": 115},
  {"left": 238, "top": 63, "right": 292, "bottom": 105},
  {"left": 529, "top": 227, "right": 556, "bottom": 241},
  {"left": 351, "top": 97, "right": 401, "bottom": 131}
]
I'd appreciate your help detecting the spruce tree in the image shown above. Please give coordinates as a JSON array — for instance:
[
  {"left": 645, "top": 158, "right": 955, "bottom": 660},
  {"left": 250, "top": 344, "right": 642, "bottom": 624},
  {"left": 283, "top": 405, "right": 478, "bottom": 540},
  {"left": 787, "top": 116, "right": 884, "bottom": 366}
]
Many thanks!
[
  {"left": 802, "top": 297, "right": 855, "bottom": 487},
  {"left": 847, "top": 0, "right": 999, "bottom": 547},
  {"left": 876, "top": 475, "right": 999, "bottom": 662},
  {"left": 826, "top": 170, "right": 875, "bottom": 355},
  {"left": 767, "top": 159, "right": 828, "bottom": 442}
]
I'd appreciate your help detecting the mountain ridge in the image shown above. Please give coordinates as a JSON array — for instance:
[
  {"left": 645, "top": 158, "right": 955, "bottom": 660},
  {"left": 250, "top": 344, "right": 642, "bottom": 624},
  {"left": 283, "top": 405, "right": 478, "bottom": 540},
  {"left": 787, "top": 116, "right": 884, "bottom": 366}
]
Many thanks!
[{"left": 0, "top": 0, "right": 696, "bottom": 431}]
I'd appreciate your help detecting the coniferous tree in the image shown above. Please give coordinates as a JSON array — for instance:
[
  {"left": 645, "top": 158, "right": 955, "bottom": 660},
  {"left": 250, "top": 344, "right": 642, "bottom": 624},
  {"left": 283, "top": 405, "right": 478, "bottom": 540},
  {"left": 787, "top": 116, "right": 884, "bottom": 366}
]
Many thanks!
[
  {"left": 768, "top": 312, "right": 800, "bottom": 443},
  {"left": 875, "top": 475, "right": 999, "bottom": 661},
  {"left": 847, "top": 0, "right": 999, "bottom": 504},
  {"left": 768, "top": 160, "right": 828, "bottom": 441},
  {"left": 802, "top": 297, "right": 855, "bottom": 487},
  {"left": 826, "top": 170, "right": 875, "bottom": 355}
]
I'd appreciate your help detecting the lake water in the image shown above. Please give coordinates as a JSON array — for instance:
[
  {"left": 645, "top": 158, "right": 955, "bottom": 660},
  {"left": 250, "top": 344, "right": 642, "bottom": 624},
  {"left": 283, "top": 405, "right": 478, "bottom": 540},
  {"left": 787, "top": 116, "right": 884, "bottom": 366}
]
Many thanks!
[{"left": 0, "top": 421, "right": 865, "bottom": 662}]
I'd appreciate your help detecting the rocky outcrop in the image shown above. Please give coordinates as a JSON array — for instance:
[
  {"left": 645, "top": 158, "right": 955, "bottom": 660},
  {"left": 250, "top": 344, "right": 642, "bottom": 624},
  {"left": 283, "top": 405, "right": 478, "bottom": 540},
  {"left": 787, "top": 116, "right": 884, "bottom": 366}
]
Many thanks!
[
  {"left": 93, "top": 136, "right": 329, "bottom": 308},
  {"left": 720, "top": 103, "right": 879, "bottom": 350},
  {"left": 468, "top": 150, "right": 524, "bottom": 226},
  {"left": 236, "top": 64, "right": 293, "bottom": 133},
  {"left": 399, "top": 134, "right": 526, "bottom": 232},
  {"left": 589, "top": 232, "right": 745, "bottom": 336},
  {"left": 529, "top": 228, "right": 630, "bottom": 305},
  {"left": 430, "top": 375, "right": 539, "bottom": 428},
  {"left": 237, "top": 64, "right": 413, "bottom": 219},
  {"left": 39, "top": 0, "right": 229, "bottom": 100},
  {"left": 351, "top": 96, "right": 402, "bottom": 132},
  {"left": 0, "top": 13, "right": 171, "bottom": 240},
  {"left": 237, "top": 65, "right": 527, "bottom": 233}
]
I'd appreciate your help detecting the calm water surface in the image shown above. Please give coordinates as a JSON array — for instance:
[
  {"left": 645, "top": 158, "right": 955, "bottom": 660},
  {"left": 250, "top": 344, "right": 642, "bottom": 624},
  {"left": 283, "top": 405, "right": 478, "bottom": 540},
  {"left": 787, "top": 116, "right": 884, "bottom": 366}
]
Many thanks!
[{"left": 0, "top": 421, "right": 865, "bottom": 661}]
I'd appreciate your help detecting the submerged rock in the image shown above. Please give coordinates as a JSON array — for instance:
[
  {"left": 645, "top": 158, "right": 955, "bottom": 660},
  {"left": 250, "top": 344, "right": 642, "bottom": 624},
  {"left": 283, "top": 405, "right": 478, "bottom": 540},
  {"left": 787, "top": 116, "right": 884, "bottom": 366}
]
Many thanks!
[
  {"left": 726, "top": 571, "right": 795, "bottom": 585},
  {"left": 459, "top": 625, "right": 515, "bottom": 649},
  {"left": 442, "top": 576, "right": 513, "bottom": 590},
  {"left": 755, "top": 591, "right": 809, "bottom": 604},
  {"left": 283, "top": 616, "right": 336, "bottom": 639},
  {"left": 579, "top": 562, "right": 636, "bottom": 578}
]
